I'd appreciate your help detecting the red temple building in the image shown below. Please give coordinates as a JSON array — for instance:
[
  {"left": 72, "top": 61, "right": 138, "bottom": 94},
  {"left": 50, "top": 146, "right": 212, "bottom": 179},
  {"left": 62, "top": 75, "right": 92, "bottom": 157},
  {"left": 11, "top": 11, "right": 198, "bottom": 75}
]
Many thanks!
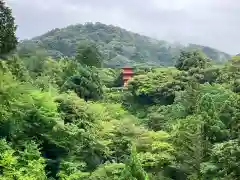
[{"left": 122, "top": 67, "right": 134, "bottom": 87}]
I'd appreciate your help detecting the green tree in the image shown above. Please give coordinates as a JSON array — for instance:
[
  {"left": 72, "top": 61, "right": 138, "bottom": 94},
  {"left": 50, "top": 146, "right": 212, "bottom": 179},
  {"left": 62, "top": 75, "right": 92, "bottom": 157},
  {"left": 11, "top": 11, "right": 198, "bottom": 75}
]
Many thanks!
[
  {"left": 22, "top": 50, "right": 49, "bottom": 77},
  {"left": 171, "top": 115, "right": 205, "bottom": 179},
  {"left": 0, "top": 0, "right": 18, "bottom": 56},
  {"left": 89, "top": 163, "right": 125, "bottom": 180},
  {"left": 0, "top": 140, "right": 47, "bottom": 180},
  {"left": 126, "top": 68, "right": 184, "bottom": 107},
  {"left": 175, "top": 50, "right": 211, "bottom": 71},
  {"left": 75, "top": 41, "right": 102, "bottom": 68},
  {"left": 217, "top": 56, "right": 240, "bottom": 93},
  {"left": 4, "top": 55, "right": 30, "bottom": 81},
  {"left": 62, "top": 65, "right": 103, "bottom": 101},
  {"left": 120, "top": 144, "right": 149, "bottom": 180},
  {"left": 201, "top": 140, "right": 240, "bottom": 180}
]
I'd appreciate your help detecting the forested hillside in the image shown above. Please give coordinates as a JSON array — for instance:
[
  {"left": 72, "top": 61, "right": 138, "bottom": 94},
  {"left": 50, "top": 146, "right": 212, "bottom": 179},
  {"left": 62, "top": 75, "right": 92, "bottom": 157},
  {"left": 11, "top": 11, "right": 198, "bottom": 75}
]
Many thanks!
[
  {"left": 17, "top": 22, "right": 231, "bottom": 67},
  {"left": 1, "top": 1, "right": 240, "bottom": 180}
]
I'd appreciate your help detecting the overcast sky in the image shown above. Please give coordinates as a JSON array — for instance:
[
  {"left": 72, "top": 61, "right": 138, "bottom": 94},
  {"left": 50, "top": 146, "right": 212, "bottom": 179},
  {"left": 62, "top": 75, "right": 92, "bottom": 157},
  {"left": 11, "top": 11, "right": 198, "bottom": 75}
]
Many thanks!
[{"left": 6, "top": 0, "right": 240, "bottom": 54}]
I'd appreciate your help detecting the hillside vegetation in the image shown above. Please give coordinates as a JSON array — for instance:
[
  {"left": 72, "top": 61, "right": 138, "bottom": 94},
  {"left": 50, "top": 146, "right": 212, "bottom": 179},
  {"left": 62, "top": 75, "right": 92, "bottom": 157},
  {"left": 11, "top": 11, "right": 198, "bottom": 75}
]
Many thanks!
[
  {"left": 1, "top": 2, "right": 240, "bottom": 180},
  {"left": 2, "top": 45, "right": 240, "bottom": 180},
  {"left": 17, "top": 22, "right": 231, "bottom": 67}
]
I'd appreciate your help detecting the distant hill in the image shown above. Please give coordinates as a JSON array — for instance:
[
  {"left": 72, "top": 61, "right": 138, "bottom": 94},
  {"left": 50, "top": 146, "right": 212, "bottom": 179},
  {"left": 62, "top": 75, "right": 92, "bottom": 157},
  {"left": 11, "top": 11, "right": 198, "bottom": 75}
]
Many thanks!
[{"left": 17, "top": 22, "right": 231, "bottom": 67}]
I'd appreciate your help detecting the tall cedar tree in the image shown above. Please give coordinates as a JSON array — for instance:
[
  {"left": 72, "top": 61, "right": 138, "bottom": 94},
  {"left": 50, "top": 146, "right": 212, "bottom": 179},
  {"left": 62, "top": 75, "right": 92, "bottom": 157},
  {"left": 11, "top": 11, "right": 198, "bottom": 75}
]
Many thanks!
[{"left": 0, "top": 0, "right": 17, "bottom": 56}]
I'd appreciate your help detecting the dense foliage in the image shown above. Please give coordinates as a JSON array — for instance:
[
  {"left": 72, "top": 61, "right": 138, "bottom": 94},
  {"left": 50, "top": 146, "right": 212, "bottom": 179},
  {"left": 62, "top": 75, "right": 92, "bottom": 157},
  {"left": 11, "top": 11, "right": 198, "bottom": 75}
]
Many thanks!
[
  {"left": 1, "top": 50, "right": 239, "bottom": 180},
  {"left": 17, "top": 22, "right": 231, "bottom": 67},
  {"left": 1, "top": 4, "right": 240, "bottom": 180}
]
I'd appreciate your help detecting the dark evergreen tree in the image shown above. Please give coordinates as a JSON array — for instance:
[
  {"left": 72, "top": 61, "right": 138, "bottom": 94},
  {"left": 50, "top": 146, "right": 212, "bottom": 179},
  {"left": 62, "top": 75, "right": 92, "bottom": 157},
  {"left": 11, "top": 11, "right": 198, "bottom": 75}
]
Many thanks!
[{"left": 0, "top": 0, "right": 17, "bottom": 56}]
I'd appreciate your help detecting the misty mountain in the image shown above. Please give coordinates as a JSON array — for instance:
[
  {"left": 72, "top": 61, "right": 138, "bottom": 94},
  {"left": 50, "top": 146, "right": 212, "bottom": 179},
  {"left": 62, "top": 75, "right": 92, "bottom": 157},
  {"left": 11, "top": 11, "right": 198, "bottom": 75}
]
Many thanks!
[{"left": 17, "top": 22, "right": 231, "bottom": 67}]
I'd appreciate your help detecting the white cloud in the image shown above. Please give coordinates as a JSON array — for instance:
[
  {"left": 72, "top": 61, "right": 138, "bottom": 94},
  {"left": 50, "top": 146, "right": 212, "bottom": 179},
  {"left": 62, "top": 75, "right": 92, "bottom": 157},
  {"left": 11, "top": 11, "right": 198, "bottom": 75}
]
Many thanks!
[{"left": 6, "top": 0, "right": 240, "bottom": 54}]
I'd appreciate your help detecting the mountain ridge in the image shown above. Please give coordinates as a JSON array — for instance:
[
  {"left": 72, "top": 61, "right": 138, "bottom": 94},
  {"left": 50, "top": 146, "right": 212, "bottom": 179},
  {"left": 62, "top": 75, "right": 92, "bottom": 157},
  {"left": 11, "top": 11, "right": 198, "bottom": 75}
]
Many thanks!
[{"left": 17, "top": 22, "right": 232, "bottom": 67}]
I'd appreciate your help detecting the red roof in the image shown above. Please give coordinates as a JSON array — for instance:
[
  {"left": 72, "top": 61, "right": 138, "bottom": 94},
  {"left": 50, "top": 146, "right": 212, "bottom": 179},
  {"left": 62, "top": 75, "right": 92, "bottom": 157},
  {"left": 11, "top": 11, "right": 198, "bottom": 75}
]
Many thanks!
[
  {"left": 122, "top": 67, "right": 133, "bottom": 69},
  {"left": 122, "top": 67, "right": 133, "bottom": 74}
]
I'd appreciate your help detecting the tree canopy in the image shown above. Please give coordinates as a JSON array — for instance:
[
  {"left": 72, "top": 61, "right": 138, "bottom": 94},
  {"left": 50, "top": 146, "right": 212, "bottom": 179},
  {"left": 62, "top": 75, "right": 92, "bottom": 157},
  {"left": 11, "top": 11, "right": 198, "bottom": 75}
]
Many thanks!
[
  {"left": 175, "top": 50, "right": 211, "bottom": 71},
  {"left": 1, "top": 47, "right": 240, "bottom": 180}
]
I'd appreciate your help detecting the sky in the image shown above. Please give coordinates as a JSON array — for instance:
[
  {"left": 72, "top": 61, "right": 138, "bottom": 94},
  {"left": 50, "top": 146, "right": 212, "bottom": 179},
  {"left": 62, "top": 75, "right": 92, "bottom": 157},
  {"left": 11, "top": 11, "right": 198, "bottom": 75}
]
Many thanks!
[{"left": 6, "top": 0, "right": 240, "bottom": 54}]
